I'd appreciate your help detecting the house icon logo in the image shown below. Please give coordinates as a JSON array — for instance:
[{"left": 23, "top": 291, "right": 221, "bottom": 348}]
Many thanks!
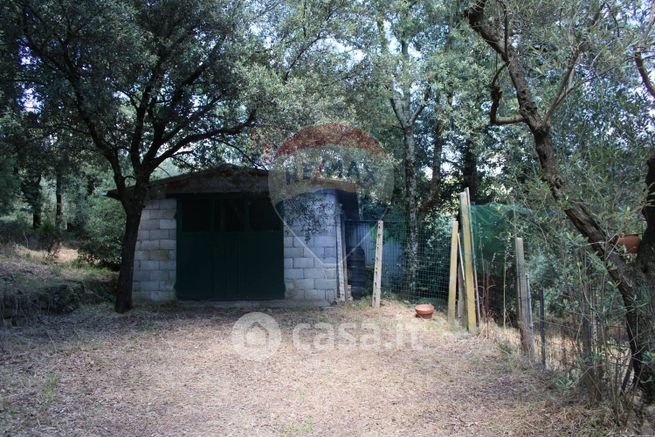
[{"left": 231, "top": 312, "right": 282, "bottom": 361}]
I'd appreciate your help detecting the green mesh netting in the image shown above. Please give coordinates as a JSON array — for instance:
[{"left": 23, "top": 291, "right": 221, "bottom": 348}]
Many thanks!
[{"left": 469, "top": 203, "right": 515, "bottom": 277}]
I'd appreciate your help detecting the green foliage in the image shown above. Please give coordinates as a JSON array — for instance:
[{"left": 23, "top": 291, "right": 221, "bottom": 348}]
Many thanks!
[
  {"left": 78, "top": 196, "right": 125, "bottom": 269},
  {"left": 35, "top": 220, "right": 62, "bottom": 257},
  {"left": 555, "top": 370, "right": 578, "bottom": 392},
  {"left": 0, "top": 217, "right": 32, "bottom": 245},
  {"left": 0, "top": 155, "right": 19, "bottom": 215}
]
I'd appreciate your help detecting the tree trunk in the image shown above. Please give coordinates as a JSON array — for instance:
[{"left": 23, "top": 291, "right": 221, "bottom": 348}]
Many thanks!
[
  {"left": 430, "top": 120, "right": 443, "bottom": 200},
  {"left": 55, "top": 170, "right": 64, "bottom": 230},
  {"left": 22, "top": 172, "right": 42, "bottom": 229},
  {"left": 32, "top": 209, "right": 41, "bottom": 229},
  {"left": 637, "top": 152, "right": 655, "bottom": 278},
  {"left": 420, "top": 120, "right": 444, "bottom": 213},
  {"left": 387, "top": 36, "right": 423, "bottom": 296},
  {"left": 535, "top": 132, "right": 655, "bottom": 401},
  {"left": 631, "top": 151, "right": 655, "bottom": 401},
  {"left": 617, "top": 264, "right": 655, "bottom": 403},
  {"left": 535, "top": 132, "right": 655, "bottom": 403},
  {"left": 466, "top": 0, "right": 655, "bottom": 401},
  {"left": 462, "top": 140, "right": 480, "bottom": 202},
  {"left": 86, "top": 175, "right": 96, "bottom": 196},
  {"left": 403, "top": 127, "right": 419, "bottom": 295},
  {"left": 115, "top": 190, "right": 146, "bottom": 313}
]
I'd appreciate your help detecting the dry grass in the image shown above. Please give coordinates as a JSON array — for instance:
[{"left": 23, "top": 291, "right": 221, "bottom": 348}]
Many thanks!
[
  {"left": 0, "top": 244, "right": 115, "bottom": 291},
  {"left": 0, "top": 299, "right": 621, "bottom": 436}
]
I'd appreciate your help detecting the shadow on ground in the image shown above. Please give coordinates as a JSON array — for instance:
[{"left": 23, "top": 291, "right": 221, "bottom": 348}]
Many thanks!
[{"left": 0, "top": 300, "right": 611, "bottom": 435}]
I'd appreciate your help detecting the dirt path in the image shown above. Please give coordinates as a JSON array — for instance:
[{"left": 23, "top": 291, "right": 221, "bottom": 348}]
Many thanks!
[{"left": 0, "top": 301, "right": 608, "bottom": 436}]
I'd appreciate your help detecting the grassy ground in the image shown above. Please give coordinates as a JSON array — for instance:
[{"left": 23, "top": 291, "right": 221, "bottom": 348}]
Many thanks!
[
  {"left": 0, "top": 297, "right": 619, "bottom": 436},
  {"left": 0, "top": 244, "right": 115, "bottom": 286},
  {"left": 1, "top": 244, "right": 115, "bottom": 324}
]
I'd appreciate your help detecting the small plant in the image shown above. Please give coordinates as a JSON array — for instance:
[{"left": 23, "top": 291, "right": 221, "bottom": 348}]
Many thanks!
[
  {"left": 137, "top": 323, "right": 155, "bottom": 332},
  {"left": 36, "top": 220, "right": 62, "bottom": 259},
  {"left": 555, "top": 370, "right": 578, "bottom": 392},
  {"left": 49, "top": 263, "right": 64, "bottom": 276},
  {"left": 41, "top": 372, "right": 60, "bottom": 403},
  {"left": 497, "top": 339, "right": 514, "bottom": 356}
]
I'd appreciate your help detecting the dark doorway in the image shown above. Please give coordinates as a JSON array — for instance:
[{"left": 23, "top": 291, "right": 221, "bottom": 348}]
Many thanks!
[{"left": 176, "top": 194, "right": 285, "bottom": 300}]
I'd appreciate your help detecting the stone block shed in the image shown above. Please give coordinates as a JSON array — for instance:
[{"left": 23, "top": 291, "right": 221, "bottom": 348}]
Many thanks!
[{"left": 108, "top": 164, "right": 358, "bottom": 303}]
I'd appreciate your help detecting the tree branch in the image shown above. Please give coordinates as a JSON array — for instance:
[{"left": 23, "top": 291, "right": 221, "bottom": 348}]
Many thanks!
[
  {"left": 544, "top": 46, "right": 582, "bottom": 124},
  {"left": 488, "top": 63, "right": 525, "bottom": 125},
  {"left": 389, "top": 96, "right": 406, "bottom": 129},
  {"left": 635, "top": 0, "right": 655, "bottom": 100},
  {"left": 282, "top": 30, "right": 326, "bottom": 82},
  {"left": 636, "top": 51, "right": 655, "bottom": 100},
  {"left": 464, "top": 0, "right": 507, "bottom": 59},
  {"left": 409, "top": 87, "right": 430, "bottom": 125},
  {"left": 150, "top": 110, "right": 257, "bottom": 169}
]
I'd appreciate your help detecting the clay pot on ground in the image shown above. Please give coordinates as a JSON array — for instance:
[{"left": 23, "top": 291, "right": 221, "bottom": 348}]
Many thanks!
[
  {"left": 415, "top": 303, "right": 435, "bottom": 319},
  {"left": 616, "top": 234, "right": 640, "bottom": 254}
]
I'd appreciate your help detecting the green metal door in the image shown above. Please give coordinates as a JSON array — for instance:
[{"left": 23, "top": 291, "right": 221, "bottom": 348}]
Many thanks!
[{"left": 176, "top": 195, "right": 285, "bottom": 300}]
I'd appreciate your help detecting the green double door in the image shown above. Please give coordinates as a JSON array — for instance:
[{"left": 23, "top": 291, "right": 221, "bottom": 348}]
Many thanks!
[{"left": 176, "top": 195, "right": 285, "bottom": 300}]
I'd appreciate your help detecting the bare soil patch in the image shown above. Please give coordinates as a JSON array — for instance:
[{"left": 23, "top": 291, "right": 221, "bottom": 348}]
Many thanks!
[{"left": 0, "top": 300, "right": 614, "bottom": 436}]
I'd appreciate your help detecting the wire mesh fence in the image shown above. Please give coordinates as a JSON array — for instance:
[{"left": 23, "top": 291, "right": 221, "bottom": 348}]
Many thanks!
[
  {"left": 346, "top": 208, "right": 633, "bottom": 407},
  {"left": 345, "top": 219, "right": 451, "bottom": 303},
  {"left": 466, "top": 202, "right": 634, "bottom": 409}
]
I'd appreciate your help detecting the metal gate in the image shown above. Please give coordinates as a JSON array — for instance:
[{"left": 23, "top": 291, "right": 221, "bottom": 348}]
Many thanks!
[{"left": 345, "top": 219, "right": 450, "bottom": 301}]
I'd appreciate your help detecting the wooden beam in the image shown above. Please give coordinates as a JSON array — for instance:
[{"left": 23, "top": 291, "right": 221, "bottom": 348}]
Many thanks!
[
  {"left": 448, "top": 219, "right": 459, "bottom": 322},
  {"left": 372, "top": 220, "right": 384, "bottom": 309},
  {"left": 460, "top": 192, "right": 477, "bottom": 332}
]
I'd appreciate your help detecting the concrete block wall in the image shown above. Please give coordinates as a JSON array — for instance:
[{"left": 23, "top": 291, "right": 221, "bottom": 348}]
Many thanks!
[
  {"left": 133, "top": 198, "right": 177, "bottom": 302},
  {"left": 283, "top": 190, "right": 340, "bottom": 302},
  {"left": 132, "top": 190, "right": 342, "bottom": 303}
]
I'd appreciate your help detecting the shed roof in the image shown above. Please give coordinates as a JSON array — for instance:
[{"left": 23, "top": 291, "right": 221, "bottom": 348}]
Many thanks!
[
  {"left": 106, "top": 164, "right": 269, "bottom": 199},
  {"left": 107, "top": 162, "right": 364, "bottom": 204}
]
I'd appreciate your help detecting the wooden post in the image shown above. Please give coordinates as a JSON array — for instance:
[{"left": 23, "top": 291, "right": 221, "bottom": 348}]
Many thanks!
[
  {"left": 457, "top": 234, "right": 465, "bottom": 318},
  {"left": 372, "top": 220, "right": 384, "bottom": 309},
  {"left": 502, "top": 250, "right": 508, "bottom": 329},
  {"left": 465, "top": 188, "right": 481, "bottom": 325},
  {"left": 526, "top": 276, "right": 534, "bottom": 329},
  {"left": 448, "top": 219, "right": 459, "bottom": 322},
  {"left": 335, "top": 215, "right": 347, "bottom": 301},
  {"left": 515, "top": 237, "right": 535, "bottom": 360},
  {"left": 540, "top": 284, "right": 546, "bottom": 369},
  {"left": 459, "top": 192, "right": 477, "bottom": 332}
]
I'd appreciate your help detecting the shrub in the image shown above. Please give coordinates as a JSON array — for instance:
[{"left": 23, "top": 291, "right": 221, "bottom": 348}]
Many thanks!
[
  {"left": 0, "top": 218, "right": 32, "bottom": 245},
  {"left": 0, "top": 156, "right": 19, "bottom": 216},
  {"left": 36, "top": 220, "right": 62, "bottom": 258},
  {"left": 78, "top": 196, "right": 124, "bottom": 270}
]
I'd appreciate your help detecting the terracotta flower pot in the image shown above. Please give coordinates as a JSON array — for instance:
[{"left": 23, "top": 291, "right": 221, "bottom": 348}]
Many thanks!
[
  {"left": 415, "top": 303, "right": 435, "bottom": 319},
  {"left": 616, "top": 234, "right": 640, "bottom": 254}
]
